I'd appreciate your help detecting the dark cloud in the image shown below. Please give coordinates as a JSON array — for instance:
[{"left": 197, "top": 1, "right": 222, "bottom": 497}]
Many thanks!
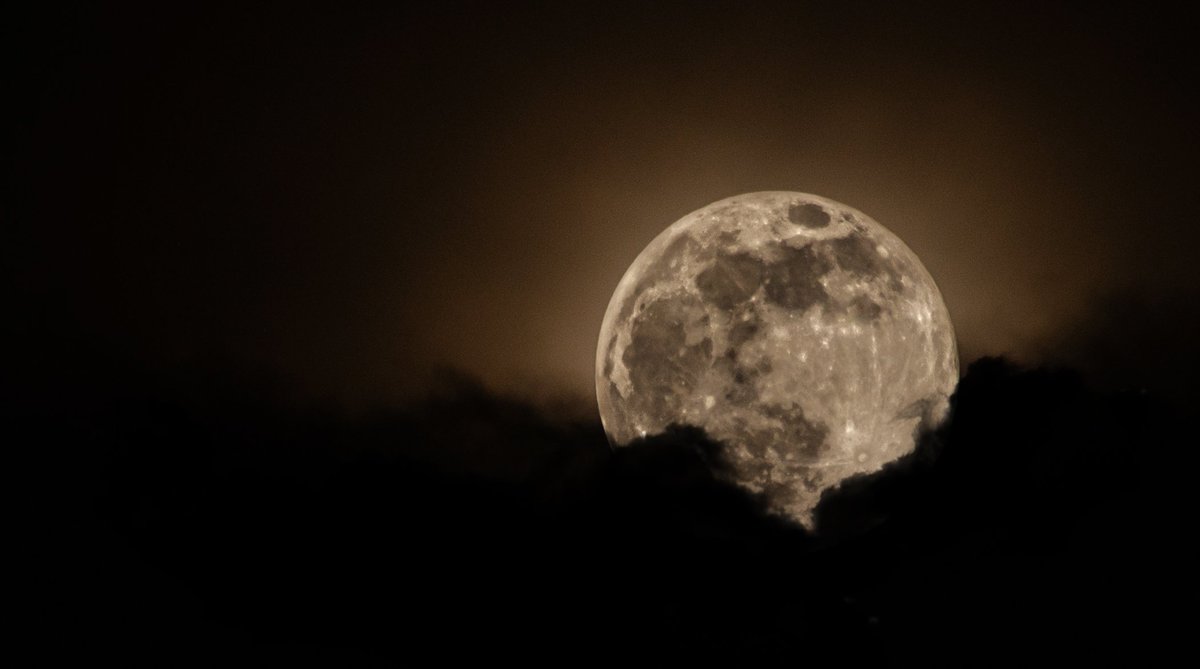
[
  {"left": 16, "top": 334, "right": 1191, "bottom": 664},
  {"left": 1036, "top": 287, "right": 1200, "bottom": 408}
]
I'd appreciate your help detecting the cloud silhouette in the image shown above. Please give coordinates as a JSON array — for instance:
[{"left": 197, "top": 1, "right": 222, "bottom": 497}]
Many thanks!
[
  {"left": 16, "top": 334, "right": 1191, "bottom": 664},
  {"left": 1038, "top": 288, "right": 1200, "bottom": 408}
]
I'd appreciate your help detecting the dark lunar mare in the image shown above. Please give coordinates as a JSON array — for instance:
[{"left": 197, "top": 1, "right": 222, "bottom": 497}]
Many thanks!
[
  {"left": 622, "top": 293, "right": 712, "bottom": 421},
  {"left": 762, "top": 245, "right": 833, "bottom": 311}
]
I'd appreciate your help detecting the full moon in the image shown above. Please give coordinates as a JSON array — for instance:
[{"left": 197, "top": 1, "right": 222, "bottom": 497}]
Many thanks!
[{"left": 596, "top": 192, "right": 958, "bottom": 525}]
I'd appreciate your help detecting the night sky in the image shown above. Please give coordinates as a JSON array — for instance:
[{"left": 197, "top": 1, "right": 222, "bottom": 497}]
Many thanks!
[
  {"left": 12, "top": 1, "right": 1199, "bottom": 405},
  {"left": 11, "top": 1, "right": 1199, "bottom": 664}
]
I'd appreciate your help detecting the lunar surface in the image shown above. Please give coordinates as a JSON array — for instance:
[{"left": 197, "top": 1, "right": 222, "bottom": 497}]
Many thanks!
[{"left": 596, "top": 192, "right": 958, "bottom": 525}]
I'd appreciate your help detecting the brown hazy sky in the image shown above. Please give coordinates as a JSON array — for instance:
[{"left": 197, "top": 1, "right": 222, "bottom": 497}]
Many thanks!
[{"left": 11, "top": 1, "right": 1199, "bottom": 405}]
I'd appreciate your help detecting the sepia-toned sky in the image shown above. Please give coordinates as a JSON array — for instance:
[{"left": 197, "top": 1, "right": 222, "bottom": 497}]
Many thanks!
[{"left": 11, "top": 1, "right": 1199, "bottom": 406}]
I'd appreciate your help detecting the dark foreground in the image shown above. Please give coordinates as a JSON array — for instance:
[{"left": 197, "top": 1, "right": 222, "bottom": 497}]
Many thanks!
[{"left": 15, "top": 344, "right": 1194, "bottom": 665}]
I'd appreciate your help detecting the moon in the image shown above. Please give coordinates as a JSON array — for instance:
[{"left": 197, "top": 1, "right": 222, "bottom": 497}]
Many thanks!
[{"left": 596, "top": 192, "right": 958, "bottom": 526}]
